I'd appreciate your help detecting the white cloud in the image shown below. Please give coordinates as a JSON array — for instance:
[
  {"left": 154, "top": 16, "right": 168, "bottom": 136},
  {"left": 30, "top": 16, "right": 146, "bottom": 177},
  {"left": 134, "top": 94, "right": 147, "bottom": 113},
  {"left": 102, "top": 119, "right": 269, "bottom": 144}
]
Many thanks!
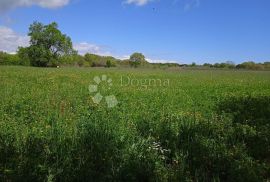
[
  {"left": 123, "top": 0, "right": 154, "bottom": 6},
  {"left": 0, "top": 28, "right": 112, "bottom": 56},
  {"left": 0, "top": 26, "right": 29, "bottom": 53},
  {"left": 74, "top": 42, "right": 112, "bottom": 56},
  {"left": 116, "top": 55, "right": 130, "bottom": 60},
  {"left": 146, "top": 58, "right": 178, "bottom": 63},
  {"left": 0, "top": 27, "right": 113, "bottom": 57},
  {"left": 0, "top": 0, "right": 70, "bottom": 13}
]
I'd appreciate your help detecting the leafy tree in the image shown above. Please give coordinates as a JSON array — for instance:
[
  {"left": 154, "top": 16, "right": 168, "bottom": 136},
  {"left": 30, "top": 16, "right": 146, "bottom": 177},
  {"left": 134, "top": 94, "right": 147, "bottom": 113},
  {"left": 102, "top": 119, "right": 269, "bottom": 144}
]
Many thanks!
[
  {"left": 106, "top": 60, "right": 113, "bottom": 68},
  {"left": 263, "top": 62, "right": 270, "bottom": 70},
  {"left": 84, "top": 53, "right": 106, "bottom": 67},
  {"left": 84, "top": 53, "right": 95, "bottom": 66},
  {"left": 212, "top": 61, "right": 235, "bottom": 69},
  {"left": 20, "top": 21, "right": 75, "bottom": 67},
  {"left": 17, "top": 47, "right": 30, "bottom": 66},
  {"left": 129, "top": 52, "right": 147, "bottom": 67},
  {"left": 59, "top": 54, "right": 78, "bottom": 66},
  {"left": 191, "top": 62, "right": 196, "bottom": 67},
  {"left": 84, "top": 53, "right": 101, "bottom": 67},
  {"left": 119, "top": 59, "right": 131, "bottom": 67},
  {"left": 105, "top": 57, "right": 117, "bottom": 68},
  {"left": 236, "top": 61, "right": 263, "bottom": 70}
]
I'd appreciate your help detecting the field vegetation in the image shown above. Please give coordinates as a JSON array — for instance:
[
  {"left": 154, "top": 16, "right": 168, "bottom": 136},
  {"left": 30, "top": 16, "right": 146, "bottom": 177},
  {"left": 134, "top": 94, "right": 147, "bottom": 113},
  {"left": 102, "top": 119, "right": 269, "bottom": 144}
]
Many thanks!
[{"left": 0, "top": 66, "right": 269, "bottom": 181}]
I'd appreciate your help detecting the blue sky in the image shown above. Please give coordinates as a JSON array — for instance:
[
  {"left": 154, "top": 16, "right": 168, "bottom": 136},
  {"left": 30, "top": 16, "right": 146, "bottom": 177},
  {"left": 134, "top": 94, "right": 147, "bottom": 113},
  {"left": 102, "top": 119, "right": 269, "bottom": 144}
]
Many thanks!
[{"left": 0, "top": 0, "right": 269, "bottom": 64}]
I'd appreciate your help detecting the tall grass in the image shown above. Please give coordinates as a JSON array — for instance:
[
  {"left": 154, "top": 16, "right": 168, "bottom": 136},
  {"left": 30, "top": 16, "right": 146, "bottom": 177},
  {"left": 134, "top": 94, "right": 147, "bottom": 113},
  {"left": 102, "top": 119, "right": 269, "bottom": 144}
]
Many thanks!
[{"left": 0, "top": 66, "right": 269, "bottom": 181}]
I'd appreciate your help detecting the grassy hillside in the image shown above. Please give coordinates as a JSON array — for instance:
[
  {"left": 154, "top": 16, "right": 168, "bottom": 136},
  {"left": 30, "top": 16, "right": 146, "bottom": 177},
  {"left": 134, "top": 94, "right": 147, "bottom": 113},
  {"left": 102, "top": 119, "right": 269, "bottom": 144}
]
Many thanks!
[{"left": 0, "top": 66, "right": 270, "bottom": 181}]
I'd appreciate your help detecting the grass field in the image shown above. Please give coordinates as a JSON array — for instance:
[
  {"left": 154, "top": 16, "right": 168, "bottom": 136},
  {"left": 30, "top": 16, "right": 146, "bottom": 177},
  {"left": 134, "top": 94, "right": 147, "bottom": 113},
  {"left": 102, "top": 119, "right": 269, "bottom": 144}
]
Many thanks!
[{"left": 0, "top": 66, "right": 270, "bottom": 181}]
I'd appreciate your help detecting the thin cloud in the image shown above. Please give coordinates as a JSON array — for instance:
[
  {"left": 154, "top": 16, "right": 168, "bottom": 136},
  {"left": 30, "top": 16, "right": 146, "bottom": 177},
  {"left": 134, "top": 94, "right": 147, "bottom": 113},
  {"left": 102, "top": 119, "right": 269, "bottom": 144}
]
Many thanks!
[
  {"left": 0, "top": 0, "right": 70, "bottom": 13},
  {"left": 146, "top": 58, "right": 178, "bottom": 63},
  {"left": 74, "top": 42, "right": 112, "bottom": 56},
  {"left": 123, "top": 0, "right": 155, "bottom": 6}
]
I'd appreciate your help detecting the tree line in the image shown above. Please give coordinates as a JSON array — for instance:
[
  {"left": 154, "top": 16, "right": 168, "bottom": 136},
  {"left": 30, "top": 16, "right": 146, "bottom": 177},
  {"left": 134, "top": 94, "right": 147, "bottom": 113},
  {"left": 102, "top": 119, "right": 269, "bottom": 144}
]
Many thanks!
[
  {"left": 0, "top": 22, "right": 149, "bottom": 68},
  {"left": 0, "top": 21, "right": 269, "bottom": 70}
]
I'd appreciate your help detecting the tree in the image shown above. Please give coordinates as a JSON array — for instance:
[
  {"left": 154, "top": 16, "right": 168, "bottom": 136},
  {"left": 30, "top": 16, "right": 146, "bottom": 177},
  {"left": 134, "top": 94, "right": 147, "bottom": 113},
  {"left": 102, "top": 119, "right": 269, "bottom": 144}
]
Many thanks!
[
  {"left": 263, "top": 62, "right": 270, "bottom": 70},
  {"left": 191, "top": 62, "right": 196, "bottom": 67},
  {"left": 76, "top": 54, "right": 86, "bottom": 67},
  {"left": 84, "top": 53, "right": 100, "bottom": 67},
  {"left": 129, "top": 52, "right": 147, "bottom": 67},
  {"left": 106, "top": 60, "right": 113, "bottom": 68},
  {"left": 84, "top": 53, "right": 106, "bottom": 67},
  {"left": 20, "top": 21, "right": 75, "bottom": 67},
  {"left": 105, "top": 57, "right": 117, "bottom": 68},
  {"left": 17, "top": 47, "right": 30, "bottom": 66},
  {"left": 236, "top": 61, "right": 256, "bottom": 70}
]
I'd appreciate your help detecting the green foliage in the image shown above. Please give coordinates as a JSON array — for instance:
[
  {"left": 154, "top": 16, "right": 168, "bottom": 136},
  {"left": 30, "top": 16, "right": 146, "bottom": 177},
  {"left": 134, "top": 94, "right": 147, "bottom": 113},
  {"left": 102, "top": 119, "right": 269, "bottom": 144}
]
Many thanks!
[
  {"left": 151, "top": 63, "right": 180, "bottom": 69},
  {"left": 105, "top": 57, "right": 116, "bottom": 68},
  {"left": 217, "top": 96, "right": 270, "bottom": 160},
  {"left": 75, "top": 54, "right": 86, "bottom": 67},
  {"left": 0, "top": 51, "right": 20, "bottom": 65},
  {"left": 203, "top": 63, "right": 213, "bottom": 67},
  {"left": 23, "top": 21, "right": 75, "bottom": 67},
  {"left": 106, "top": 59, "right": 113, "bottom": 68},
  {"left": 264, "top": 62, "right": 270, "bottom": 69},
  {"left": 83, "top": 53, "right": 118, "bottom": 67},
  {"left": 119, "top": 59, "right": 131, "bottom": 67},
  {"left": 130, "top": 52, "right": 148, "bottom": 68},
  {"left": 0, "top": 65, "right": 270, "bottom": 181},
  {"left": 213, "top": 62, "right": 235, "bottom": 69},
  {"left": 236, "top": 61, "right": 266, "bottom": 70},
  {"left": 197, "top": 61, "right": 270, "bottom": 70},
  {"left": 84, "top": 53, "right": 100, "bottom": 67},
  {"left": 17, "top": 47, "right": 31, "bottom": 66},
  {"left": 2, "top": 44, "right": 270, "bottom": 71},
  {"left": 191, "top": 62, "right": 196, "bottom": 67}
]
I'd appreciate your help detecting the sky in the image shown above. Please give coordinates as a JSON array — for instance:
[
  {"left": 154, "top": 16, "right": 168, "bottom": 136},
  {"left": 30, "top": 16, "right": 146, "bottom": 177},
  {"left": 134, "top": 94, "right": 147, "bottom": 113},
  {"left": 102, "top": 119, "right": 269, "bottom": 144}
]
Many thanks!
[{"left": 0, "top": 0, "right": 269, "bottom": 64}]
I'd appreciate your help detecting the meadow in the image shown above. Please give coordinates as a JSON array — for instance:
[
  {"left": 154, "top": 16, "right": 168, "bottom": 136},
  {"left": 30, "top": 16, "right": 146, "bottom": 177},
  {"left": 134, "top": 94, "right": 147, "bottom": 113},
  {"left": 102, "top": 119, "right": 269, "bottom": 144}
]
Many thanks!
[{"left": 0, "top": 66, "right": 269, "bottom": 181}]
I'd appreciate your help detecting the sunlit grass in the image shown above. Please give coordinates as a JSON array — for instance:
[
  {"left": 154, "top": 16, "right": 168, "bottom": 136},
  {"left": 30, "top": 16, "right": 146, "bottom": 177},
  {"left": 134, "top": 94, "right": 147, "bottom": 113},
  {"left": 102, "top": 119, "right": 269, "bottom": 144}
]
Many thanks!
[{"left": 0, "top": 66, "right": 270, "bottom": 181}]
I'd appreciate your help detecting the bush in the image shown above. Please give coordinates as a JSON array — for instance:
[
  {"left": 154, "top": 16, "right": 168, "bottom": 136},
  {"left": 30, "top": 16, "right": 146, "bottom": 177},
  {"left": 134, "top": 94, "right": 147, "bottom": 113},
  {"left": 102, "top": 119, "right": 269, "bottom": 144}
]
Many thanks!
[{"left": 0, "top": 51, "right": 20, "bottom": 65}]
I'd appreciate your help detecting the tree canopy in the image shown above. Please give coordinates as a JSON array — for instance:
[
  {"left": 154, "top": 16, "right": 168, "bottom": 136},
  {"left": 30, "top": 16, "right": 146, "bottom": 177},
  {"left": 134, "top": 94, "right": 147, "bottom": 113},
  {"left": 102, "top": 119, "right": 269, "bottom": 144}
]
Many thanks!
[
  {"left": 129, "top": 52, "right": 148, "bottom": 67},
  {"left": 20, "top": 21, "right": 75, "bottom": 67}
]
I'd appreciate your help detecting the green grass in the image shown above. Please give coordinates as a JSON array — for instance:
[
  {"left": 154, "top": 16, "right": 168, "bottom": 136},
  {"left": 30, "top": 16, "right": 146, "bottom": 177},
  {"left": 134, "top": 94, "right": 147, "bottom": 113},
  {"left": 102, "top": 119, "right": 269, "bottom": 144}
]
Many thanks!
[{"left": 0, "top": 66, "right": 270, "bottom": 181}]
